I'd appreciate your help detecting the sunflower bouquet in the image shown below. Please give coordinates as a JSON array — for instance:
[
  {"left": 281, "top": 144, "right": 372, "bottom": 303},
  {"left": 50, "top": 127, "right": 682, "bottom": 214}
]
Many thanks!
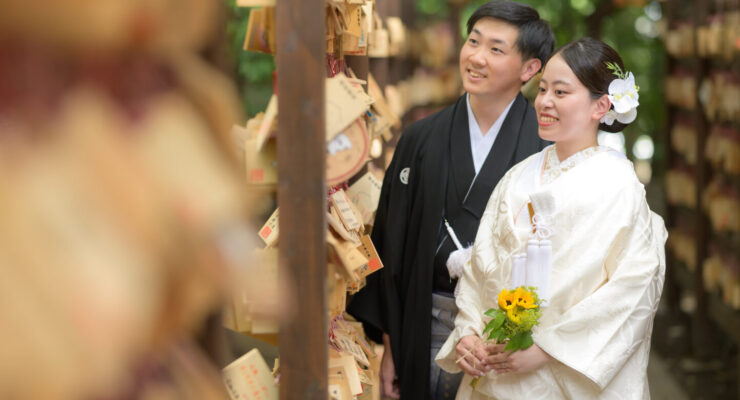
[{"left": 470, "top": 286, "right": 543, "bottom": 388}]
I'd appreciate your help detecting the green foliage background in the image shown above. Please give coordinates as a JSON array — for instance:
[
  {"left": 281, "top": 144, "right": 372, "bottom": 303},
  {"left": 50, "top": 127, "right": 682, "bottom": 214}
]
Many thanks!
[
  {"left": 225, "top": 0, "right": 666, "bottom": 161},
  {"left": 417, "top": 0, "right": 666, "bottom": 161},
  {"left": 225, "top": 0, "right": 276, "bottom": 117}
]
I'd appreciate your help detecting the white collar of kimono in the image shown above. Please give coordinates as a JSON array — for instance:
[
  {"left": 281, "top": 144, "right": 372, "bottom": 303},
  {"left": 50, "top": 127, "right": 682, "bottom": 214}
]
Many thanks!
[
  {"left": 542, "top": 144, "right": 623, "bottom": 185},
  {"left": 512, "top": 144, "right": 625, "bottom": 228},
  {"left": 465, "top": 93, "right": 515, "bottom": 174}
]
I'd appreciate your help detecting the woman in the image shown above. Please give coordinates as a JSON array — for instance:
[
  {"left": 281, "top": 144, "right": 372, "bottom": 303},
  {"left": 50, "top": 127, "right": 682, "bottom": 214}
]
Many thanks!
[{"left": 435, "top": 38, "right": 667, "bottom": 399}]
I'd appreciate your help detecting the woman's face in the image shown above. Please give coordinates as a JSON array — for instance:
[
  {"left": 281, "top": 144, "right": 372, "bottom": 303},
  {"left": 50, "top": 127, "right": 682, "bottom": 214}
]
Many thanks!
[{"left": 535, "top": 54, "right": 607, "bottom": 148}]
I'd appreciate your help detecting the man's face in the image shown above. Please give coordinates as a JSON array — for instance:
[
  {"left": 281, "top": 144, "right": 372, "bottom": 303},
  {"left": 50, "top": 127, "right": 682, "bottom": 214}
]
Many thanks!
[{"left": 459, "top": 18, "right": 527, "bottom": 98}]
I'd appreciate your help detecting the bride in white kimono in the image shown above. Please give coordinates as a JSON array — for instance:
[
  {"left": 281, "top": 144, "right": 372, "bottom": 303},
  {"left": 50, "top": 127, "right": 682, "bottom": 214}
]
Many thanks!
[{"left": 435, "top": 38, "right": 667, "bottom": 399}]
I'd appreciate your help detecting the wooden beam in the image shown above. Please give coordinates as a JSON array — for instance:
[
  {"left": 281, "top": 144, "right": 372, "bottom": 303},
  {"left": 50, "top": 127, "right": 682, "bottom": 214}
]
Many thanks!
[
  {"left": 661, "top": 0, "right": 680, "bottom": 318},
  {"left": 276, "top": 0, "right": 327, "bottom": 398},
  {"left": 689, "top": 0, "right": 717, "bottom": 359}
]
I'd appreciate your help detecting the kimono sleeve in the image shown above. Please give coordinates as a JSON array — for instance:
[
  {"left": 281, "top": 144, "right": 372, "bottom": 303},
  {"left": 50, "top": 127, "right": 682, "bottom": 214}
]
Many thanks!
[
  {"left": 346, "top": 125, "right": 419, "bottom": 342},
  {"left": 535, "top": 184, "right": 668, "bottom": 390},
  {"left": 435, "top": 171, "right": 514, "bottom": 373}
]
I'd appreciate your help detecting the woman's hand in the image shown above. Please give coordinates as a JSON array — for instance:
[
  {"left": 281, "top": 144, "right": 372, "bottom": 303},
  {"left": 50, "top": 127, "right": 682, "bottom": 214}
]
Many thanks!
[
  {"left": 455, "top": 335, "right": 493, "bottom": 377},
  {"left": 482, "top": 341, "right": 510, "bottom": 369},
  {"left": 491, "top": 344, "right": 552, "bottom": 375}
]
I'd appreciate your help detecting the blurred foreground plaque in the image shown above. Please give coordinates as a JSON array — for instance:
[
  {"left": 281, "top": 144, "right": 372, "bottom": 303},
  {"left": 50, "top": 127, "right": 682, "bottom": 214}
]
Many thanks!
[{"left": 223, "top": 348, "right": 278, "bottom": 400}]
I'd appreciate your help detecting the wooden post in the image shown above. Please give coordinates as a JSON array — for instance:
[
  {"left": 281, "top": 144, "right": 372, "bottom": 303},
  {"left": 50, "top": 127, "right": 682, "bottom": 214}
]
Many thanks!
[
  {"left": 451, "top": 3, "right": 463, "bottom": 53},
  {"left": 690, "top": 0, "right": 715, "bottom": 360},
  {"left": 275, "top": 0, "right": 327, "bottom": 398},
  {"left": 660, "top": 0, "right": 680, "bottom": 321},
  {"left": 386, "top": 0, "right": 402, "bottom": 85},
  {"left": 400, "top": 0, "right": 416, "bottom": 82}
]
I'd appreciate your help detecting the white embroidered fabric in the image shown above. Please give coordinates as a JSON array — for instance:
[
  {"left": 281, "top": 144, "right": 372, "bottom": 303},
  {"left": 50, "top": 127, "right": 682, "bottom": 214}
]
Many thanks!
[
  {"left": 541, "top": 144, "right": 611, "bottom": 185},
  {"left": 435, "top": 145, "right": 667, "bottom": 399}
]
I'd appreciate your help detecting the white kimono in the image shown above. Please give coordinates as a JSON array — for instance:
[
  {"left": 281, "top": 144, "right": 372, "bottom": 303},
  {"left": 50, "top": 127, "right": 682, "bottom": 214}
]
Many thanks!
[{"left": 435, "top": 145, "right": 668, "bottom": 399}]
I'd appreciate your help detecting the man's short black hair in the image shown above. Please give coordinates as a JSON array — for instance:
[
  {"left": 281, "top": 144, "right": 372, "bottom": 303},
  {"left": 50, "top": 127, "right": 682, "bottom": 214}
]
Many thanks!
[{"left": 467, "top": 1, "right": 555, "bottom": 65}]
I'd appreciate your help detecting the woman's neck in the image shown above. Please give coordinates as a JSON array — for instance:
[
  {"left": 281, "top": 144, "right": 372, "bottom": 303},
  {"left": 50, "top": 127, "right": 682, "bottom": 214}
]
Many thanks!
[{"left": 554, "top": 137, "right": 599, "bottom": 162}]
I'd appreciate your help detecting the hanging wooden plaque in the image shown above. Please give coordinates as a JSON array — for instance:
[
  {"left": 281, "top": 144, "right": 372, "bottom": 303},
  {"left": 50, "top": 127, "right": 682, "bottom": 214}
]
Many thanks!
[{"left": 326, "top": 118, "right": 369, "bottom": 185}]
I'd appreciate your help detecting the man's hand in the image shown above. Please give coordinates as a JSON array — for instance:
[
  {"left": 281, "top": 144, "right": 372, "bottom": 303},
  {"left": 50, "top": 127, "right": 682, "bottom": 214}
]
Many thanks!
[
  {"left": 491, "top": 344, "right": 552, "bottom": 375},
  {"left": 380, "top": 333, "right": 400, "bottom": 399},
  {"left": 454, "top": 335, "right": 492, "bottom": 377}
]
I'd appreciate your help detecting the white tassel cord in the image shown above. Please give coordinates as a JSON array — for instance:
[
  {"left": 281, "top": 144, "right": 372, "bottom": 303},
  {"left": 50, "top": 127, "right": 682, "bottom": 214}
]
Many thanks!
[
  {"left": 446, "top": 246, "right": 472, "bottom": 280},
  {"left": 524, "top": 239, "right": 539, "bottom": 288},
  {"left": 534, "top": 240, "right": 551, "bottom": 303},
  {"left": 511, "top": 253, "right": 527, "bottom": 287},
  {"left": 447, "top": 246, "right": 473, "bottom": 297}
]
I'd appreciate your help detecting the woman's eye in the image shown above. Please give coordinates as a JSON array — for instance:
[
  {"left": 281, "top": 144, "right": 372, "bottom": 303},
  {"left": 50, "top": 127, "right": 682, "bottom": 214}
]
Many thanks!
[
  {"left": 555, "top": 90, "right": 567, "bottom": 95},
  {"left": 538, "top": 87, "right": 546, "bottom": 93},
  {"left": 469, "top": 38, "right": 478, "bottom": 45},
  {"left": 491, "top": 47, "right": 502, "bottom": 53}
]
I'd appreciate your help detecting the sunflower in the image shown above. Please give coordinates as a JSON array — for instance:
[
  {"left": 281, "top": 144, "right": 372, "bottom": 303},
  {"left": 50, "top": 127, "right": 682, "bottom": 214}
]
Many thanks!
[
  {"left": 512, "top": 287, "right": 525, "bottom": 303},
  {"left": 498, "top": 289, "right": 516, "bottom": 310},
  {"left": 507, "top": 307, "right": 522, "bottom": 324},
  {"left": 517, "top": 290, "right": 538, "bottom": 309}
]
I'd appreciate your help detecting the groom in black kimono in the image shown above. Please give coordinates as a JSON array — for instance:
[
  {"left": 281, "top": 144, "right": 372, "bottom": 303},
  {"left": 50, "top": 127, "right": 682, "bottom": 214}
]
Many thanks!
[{"left": 348, "top": 2, "right": 554, "bottom": 399}]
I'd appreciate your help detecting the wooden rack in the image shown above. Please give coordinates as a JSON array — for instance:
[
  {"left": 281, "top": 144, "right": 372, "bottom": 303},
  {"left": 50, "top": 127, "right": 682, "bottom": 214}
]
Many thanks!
[{"left": 662, "top": 0, "right": 740, "bottom": 397}]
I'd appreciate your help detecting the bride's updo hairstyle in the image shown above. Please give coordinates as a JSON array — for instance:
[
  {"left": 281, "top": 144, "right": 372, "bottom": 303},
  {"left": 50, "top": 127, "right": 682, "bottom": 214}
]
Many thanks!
[{"left": 556, "top": 37, "right": 631, "bottom": 133}]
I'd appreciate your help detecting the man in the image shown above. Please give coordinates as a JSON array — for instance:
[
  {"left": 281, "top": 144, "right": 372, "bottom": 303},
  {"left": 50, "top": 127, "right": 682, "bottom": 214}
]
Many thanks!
[{"left": 347, "top": 2, "right": 554, "bottom": 399}]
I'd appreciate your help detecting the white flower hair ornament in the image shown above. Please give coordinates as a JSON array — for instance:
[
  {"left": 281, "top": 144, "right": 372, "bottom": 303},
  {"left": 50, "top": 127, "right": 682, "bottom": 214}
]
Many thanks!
[{"left": 600, "top": 62, "right": 639, "bottom": 126}]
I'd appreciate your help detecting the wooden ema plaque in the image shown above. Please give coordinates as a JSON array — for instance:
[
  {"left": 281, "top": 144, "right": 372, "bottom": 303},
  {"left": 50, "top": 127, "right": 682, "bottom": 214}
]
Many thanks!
[{"left": 326, "top": 118, "right": 369, "bottom": 186}]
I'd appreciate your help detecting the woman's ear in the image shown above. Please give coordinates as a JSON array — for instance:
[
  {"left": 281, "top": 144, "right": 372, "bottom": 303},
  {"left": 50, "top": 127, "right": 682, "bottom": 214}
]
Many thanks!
[{"left": 592, "top": 94, "right": 611, "bottom": 121}]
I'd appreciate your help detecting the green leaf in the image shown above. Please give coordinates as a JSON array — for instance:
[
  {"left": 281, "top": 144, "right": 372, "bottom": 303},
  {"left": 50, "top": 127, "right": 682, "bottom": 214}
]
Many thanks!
[
  {"left": 504, "top": 332, "right": 533, "bottom": 352},
  {"left": 492, "top": 313, "right": 505, "bottom": 330},
  {"left": 504, "top": 336, "right": 519, "bottom": 351},
  {"left": 520, "top": 332, "right": 534, "bottom": 349},
  {"left": 483, "top": 308, "right": 498, "bottom": 317},
  {"left": 605, "top": 61, "right": 626, "bottom": 80},
  {"left": 483, "top": 320, "right": 495, "bottom": 336}
]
